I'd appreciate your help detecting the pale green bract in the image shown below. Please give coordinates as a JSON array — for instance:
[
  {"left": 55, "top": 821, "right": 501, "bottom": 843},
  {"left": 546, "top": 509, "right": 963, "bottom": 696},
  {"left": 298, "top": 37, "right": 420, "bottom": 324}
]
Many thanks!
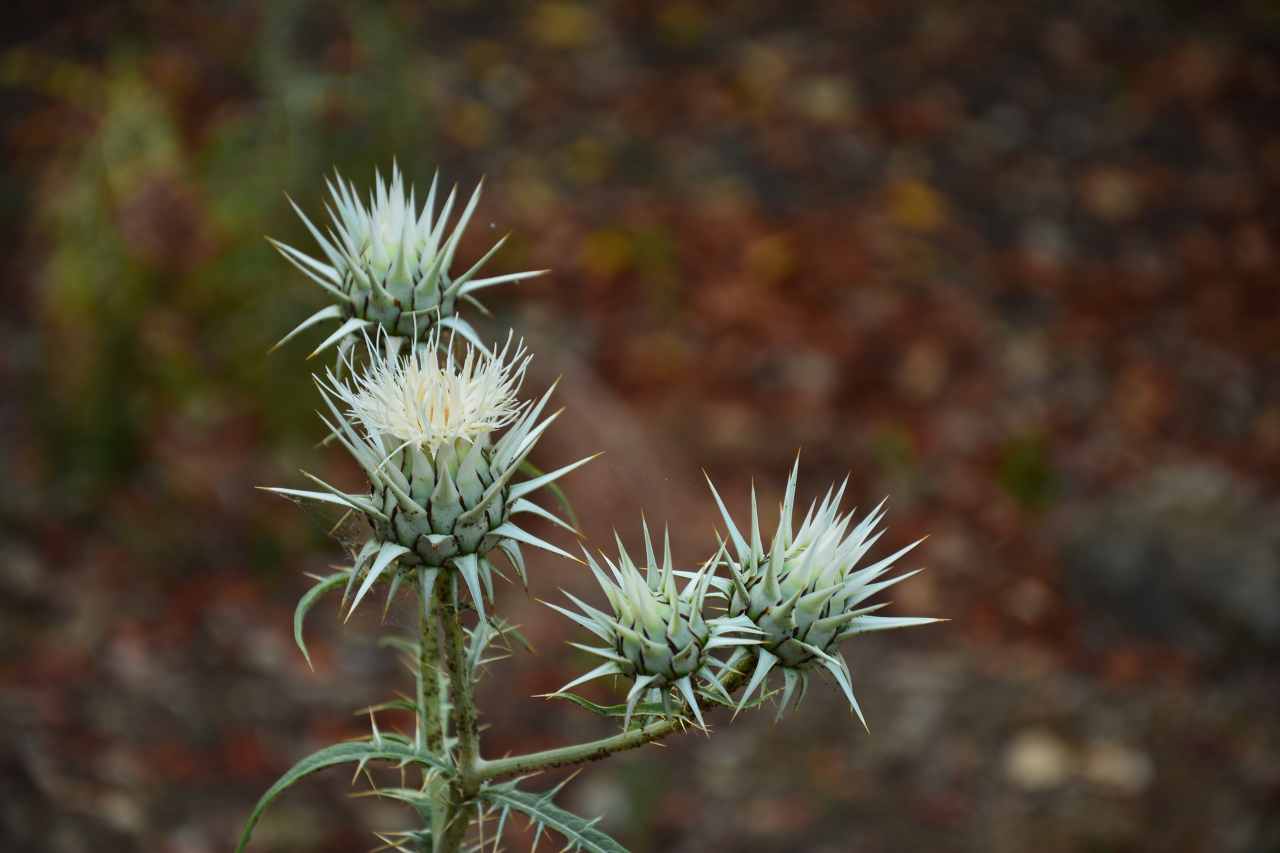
[
  {"left": 546, "top": 523, "right": 761, "bottom": 729},
  {"left": 706, "top": 459, "right": 941, "bottom": 726},
  {"left": 263, "top": 331, "right": 596, "bottom": 622},
  {"left": 269, "top": 164, "right": 548, "bottom": 357}
]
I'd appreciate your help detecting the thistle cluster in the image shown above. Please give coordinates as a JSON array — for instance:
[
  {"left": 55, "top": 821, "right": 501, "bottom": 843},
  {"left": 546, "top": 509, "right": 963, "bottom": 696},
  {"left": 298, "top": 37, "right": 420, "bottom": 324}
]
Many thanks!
[
  {"left": 245, "top": 164, "right": 942, "bottom": 853},
  {"left": 543, "top": 463, "right": 939, "bottom": 733}
]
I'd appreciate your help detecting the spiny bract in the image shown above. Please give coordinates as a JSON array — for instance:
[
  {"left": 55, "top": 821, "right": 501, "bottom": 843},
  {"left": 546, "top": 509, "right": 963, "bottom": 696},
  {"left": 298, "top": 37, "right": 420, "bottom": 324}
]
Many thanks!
[
  {"left": 264, "top": 331, "right": 595, "bottom": 621},
  {"left": 548, "top": 523, "right": 760, "bottom": 729},
  {"left": 270, "top": 164, "right": 547, "bottom": 358},
  {"left": 707, "top": 460, "right": 940, "bottom": 726}
]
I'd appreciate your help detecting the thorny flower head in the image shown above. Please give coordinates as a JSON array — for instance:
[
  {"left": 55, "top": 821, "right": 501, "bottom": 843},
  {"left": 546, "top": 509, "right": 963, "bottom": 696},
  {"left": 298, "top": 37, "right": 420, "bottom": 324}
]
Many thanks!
[
  {"left": 270, "top": 164, "right": 547, "bottom": 357},
  {"left": 548, "top": 523, "right": 760, "bottom": 729},
  {"left": 707, "top": 460, "right": 941, "bottom": 726},
  {"left": 264, "top": 332, "right": 594, "bottom": 622}
]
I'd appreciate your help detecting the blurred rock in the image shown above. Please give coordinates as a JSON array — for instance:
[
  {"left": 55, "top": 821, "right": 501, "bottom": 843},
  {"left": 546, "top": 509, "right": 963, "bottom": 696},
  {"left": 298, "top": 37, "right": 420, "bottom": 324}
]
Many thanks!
[
  {"left": 896, "top": 339, "right": 949, "bottom": 401},
  {"left": 1004, "top": 728, "right": 1072, "bottom": 791},
  {"left": 1079, "top": 167, "right": 1144, "bottom": 223},
  {"left": 1083, "top": 740, "right": 1153, "bottom": 795},
  {"left": 1005, "top": 577, "right": 1053, "bottom": 626},
  {"left": 1061, "top": 464, "right": 1280, "bottom": 657},
  {"left": 792, "top": 75, "right": 859, "bottom": 125}
]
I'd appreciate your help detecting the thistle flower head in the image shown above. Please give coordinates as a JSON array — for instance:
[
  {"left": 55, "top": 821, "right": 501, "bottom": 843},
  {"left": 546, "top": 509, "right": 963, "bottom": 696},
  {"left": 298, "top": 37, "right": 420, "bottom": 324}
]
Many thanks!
[
  {"left": 548, "top": 522, "right": 760, "bottom": 730},
  {"left": 337, "top": 329, "right": 530, "bottom": 456},
  {"left": 707, "top": 459, "right": 939, "bottom": 726},
  {"left": 270, "top": 164, "right": 548, "bottom": 357},
  {"left": 264, "top": 332, "right": 596, "bottom": 622}
]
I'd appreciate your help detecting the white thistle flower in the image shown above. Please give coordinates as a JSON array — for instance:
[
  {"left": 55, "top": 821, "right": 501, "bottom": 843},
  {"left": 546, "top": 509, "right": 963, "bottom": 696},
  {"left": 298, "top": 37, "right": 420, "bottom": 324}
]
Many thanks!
[
  {"left": 340, "top": 329, "right": 530, "bottom": 456},
  {"left": 263, "top": 332, "right": 596, "bottom": 621},
  {"left": 547, "top": 523, "right": 760, "bottom": 730},
  {"left": 270, "top": 164, "right": 548, "bottom": 358},
  {"left": 707, "top": 459, "right": 940, "bottom": 727}
]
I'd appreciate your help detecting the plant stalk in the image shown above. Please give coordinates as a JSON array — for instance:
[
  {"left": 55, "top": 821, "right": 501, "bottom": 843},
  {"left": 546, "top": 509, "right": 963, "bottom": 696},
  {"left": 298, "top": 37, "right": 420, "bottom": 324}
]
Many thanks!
[
  {"left": 438, "top": 574, "right": 480, "bottom": 852},
  {"left": 473, "top": 654, "right": 755, "bottom": 783},
  {"left": 419, "top": 571, "right": 444, "bottom": 753},
  {"left": 418, "top": 570, "right": 448, "bottom": 844}
]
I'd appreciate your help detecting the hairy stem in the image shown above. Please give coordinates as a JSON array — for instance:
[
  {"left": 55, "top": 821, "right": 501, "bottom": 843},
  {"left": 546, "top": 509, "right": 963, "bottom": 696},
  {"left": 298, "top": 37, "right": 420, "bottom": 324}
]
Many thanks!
[
  {"left": 418, "top": 570, "right": 448, "bottom": 844},
  {"left": 474, "top": 654, "right": 756, "bottom": 783},
  {"left": 419, "top": 571, "right": 444, "bottom": 753},
  {"left": 438, "top": 575, "right": 479, "bottom": 852}
]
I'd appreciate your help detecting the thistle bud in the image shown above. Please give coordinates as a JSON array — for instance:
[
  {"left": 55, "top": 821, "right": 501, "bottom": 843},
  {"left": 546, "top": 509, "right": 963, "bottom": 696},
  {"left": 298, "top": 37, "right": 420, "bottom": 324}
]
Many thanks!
[
  {"left": 265, "top": 331, "right": 595, "bottom": 620},
  {"left": 706, "top": 459, "right": 940, "bottom": 726},
  {"left": 270, "top": 164, "right": 548, "bottom": 358},
  {"left": 548, "top": 523, "right": 760, "bottom": 729}
]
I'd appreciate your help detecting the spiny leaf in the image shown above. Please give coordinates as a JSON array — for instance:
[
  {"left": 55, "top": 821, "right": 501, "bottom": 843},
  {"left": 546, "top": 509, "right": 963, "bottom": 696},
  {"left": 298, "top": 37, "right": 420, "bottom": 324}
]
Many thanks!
[
  {"left": 354, "top": 697, "right": 420, "bottom": 716},
  {"left": 488, "top": 617, "right": 534, "bottom": 655},
  {"left": 517, "top": 459, "right": 580, "bottom": 529},
  {"left": 696, "top": 682, "right": 779, "bottom": 711},
  {"left": 467, "top": 617, "right": 534, "bottom": 672},
  {"left": 548, "top": 691, "right": 680, "bottom": 722},
  {"left": 236, "top": 736, "right": 451, "bottom": 852},
  {"left": 480, "top": 782, "right": 628, "bottom": 853},
  {"left": 294, "top": 570, "right": 350, "bottom": 669}
]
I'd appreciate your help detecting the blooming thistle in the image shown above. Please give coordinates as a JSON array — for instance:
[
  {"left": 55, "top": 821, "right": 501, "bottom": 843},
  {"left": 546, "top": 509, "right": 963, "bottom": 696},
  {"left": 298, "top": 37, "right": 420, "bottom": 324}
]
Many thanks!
[
  {"left": 547, "top": 523, "right": 761, "bottom": 729},
  {"left": 706, "top": 460, "right": 940, "bottom": 727},
  {"left": 263, "top": 330, "right": 596, "bottom": 620},
  {"left": 269, "top": 164, "right": 547, "bottom": 358}
]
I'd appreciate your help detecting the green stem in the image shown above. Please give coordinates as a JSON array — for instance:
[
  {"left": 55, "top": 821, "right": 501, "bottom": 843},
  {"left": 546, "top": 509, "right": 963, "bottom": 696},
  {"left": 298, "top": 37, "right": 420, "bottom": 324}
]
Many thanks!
[
  {"left": 419, "top": 571, "right": 443, "bottom": 754},
  {"left": 474, "top": 655, "right": 755, "bottom": 783},
  {"left": 438, "top": 575, "right": 479, "bottom": 852},
  {"left": 418, "top": 570, "right": 447, "bottom": 844}
]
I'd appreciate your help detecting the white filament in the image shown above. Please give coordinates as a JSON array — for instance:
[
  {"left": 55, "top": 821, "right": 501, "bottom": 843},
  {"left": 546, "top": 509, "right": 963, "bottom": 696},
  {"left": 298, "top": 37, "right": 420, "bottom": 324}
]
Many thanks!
[{"left": 334, "top": 331, "right": 530, "bottom": 454}]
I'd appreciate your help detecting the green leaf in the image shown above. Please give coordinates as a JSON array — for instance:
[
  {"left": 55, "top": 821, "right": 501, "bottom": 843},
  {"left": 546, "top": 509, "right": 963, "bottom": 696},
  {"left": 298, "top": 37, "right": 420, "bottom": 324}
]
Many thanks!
[
  {"left": 368, "top": 786, "right": 441, "bottom": 823},
  {"left": 549, "top": 692, "right": 678, "bottom": 721},
  {"left": 376, "top": 782, "right": 629, "bottom": 852},
  {"left": 518, "top": 459, "right": 579, "bottom": 529},
  {"left": 480, "top": 782, "right": 628, "bottom": 853},
  {"left": 468, "top": 616, "right": 535, "bottom": 671},
  {"left": 489, "top": 616, "right": 534, "bottom": 655},
  {"left": 354, "top": 697, "right": 419, "bottom": 716},
  {"left": 697, "top": 682, "right": 778, "bottom": 710},
  {"left": 236, "top": 736, "right": 450, "bottom": 852},
  {"left": 378, "top": 634, "right": 422, "bottom": 658},
  {"left": 294, "top": 570, "right": 350, "bottom": 669}
]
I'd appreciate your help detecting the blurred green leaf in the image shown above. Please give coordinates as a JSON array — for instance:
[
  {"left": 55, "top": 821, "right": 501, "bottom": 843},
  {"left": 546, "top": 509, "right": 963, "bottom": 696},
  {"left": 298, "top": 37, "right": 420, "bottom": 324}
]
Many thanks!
[{"left": 998, "top": 433, "right": 1058, "bottom": 511}]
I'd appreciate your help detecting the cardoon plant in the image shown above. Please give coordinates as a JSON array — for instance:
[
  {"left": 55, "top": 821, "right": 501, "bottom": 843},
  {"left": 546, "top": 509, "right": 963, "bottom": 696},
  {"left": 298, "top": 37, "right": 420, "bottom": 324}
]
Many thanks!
[{"left": 241, "top": 166, "right": 940, "bottom": 852}]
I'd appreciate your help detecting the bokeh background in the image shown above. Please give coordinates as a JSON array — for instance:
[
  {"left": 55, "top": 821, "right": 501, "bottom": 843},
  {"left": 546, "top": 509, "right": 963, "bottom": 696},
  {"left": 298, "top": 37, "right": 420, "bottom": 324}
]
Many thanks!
[{"left": 3, "top": 2, "right": 1279, "bottom": 851}]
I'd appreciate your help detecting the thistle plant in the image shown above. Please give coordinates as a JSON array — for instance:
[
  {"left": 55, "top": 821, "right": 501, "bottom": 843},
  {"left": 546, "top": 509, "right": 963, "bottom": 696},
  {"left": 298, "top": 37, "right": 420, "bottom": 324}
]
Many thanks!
[{"left": 241, "top": 166, "right": 941, "bottom": 853}]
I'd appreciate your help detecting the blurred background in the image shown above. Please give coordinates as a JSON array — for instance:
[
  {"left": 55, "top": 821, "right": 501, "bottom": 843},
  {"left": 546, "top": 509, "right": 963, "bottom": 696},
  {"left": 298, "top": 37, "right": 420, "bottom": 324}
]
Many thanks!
[{"left": 2, "top": 2, "right": 1278, "bottom": 851}]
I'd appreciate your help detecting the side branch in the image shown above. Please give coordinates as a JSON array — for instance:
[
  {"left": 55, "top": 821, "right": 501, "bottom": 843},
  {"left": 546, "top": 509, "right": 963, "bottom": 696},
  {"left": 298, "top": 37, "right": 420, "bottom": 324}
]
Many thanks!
[{"left": 474, "top": 656, "right": 755, "bottom": 783}]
